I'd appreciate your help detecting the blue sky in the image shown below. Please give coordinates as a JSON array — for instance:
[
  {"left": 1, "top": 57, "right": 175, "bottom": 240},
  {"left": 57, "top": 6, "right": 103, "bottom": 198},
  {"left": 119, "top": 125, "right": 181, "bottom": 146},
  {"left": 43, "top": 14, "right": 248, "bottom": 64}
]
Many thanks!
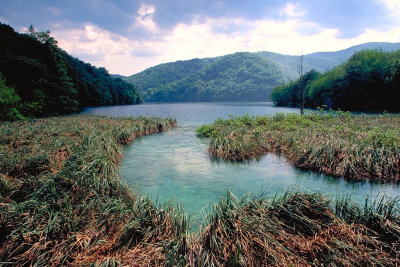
[{"left": 1, "top": 0, "right": 399, "bottom": 75}]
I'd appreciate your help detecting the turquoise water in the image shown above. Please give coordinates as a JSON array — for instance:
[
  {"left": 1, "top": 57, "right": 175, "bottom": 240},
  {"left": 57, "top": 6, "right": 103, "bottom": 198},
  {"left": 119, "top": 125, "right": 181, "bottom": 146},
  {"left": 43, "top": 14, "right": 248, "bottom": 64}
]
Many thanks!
[{"left": 82, "top": 102, "right": 400, "bottom": 217}]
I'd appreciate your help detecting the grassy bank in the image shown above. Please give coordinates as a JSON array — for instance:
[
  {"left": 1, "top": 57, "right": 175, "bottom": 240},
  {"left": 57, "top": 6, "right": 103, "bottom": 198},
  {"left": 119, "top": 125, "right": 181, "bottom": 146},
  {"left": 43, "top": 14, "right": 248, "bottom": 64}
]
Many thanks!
[
  {"left": 197, "top": 112, "right": 400, "bottom": 182},
  {"left": 189, "top": 191, "right": 400, "bottom": 266},
  {"left": 0, "top": 115, "right": 188, "bottom": 266},
  {"left": 1, "top": 115, "right": 400, "bottom": 266}
]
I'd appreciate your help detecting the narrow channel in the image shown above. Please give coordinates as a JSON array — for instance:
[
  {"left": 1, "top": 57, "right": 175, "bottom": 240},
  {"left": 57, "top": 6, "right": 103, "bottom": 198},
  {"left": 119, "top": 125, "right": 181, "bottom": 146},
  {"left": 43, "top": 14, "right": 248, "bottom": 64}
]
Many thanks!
[{"left": 83, "top": 102, "right": 400, "bottom": 217}]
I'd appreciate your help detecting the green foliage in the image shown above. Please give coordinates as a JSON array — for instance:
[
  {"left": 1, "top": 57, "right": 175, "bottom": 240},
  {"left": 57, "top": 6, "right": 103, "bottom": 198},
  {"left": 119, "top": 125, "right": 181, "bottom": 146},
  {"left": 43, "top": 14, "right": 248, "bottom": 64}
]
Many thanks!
[
  {"left": 0, "top": 73, "right": 24, "bottom": 121},
  {"left": 271, "top": 69, "right": 320, "bottom": 106},
  {"left": 366, "top": 127, "right": 400, "bottom": 148},
  {"left": 0, "top": 23, "right": 142, "bottom": 120},
  {"left": 273, "top": 49, "right": 400, "bottom": 112},
  {"left": 126, "top": 52, "right": 290, "bottom": 102}
]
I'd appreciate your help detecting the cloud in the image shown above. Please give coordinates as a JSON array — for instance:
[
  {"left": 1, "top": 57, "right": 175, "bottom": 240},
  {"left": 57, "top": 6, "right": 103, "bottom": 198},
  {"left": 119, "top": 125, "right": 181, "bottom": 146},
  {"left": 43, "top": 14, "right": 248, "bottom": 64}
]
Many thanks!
[
  {"left": 52, "top": 11, "right": 400, "bottom": 76},
  {"left": 383, "top": 0, "right": 400, "bottom": 10},
  {"left": 280, "top": 3, "right": 305, "bottom": 17},
  {"left": 135, "top": 4, "right": 158, "bottom": 33},
  {"left": 382, "top": 0, "right": 400, "bottom": 15},
  {"left": 54, "top": 24, "right": 131, "bottom": 61}
]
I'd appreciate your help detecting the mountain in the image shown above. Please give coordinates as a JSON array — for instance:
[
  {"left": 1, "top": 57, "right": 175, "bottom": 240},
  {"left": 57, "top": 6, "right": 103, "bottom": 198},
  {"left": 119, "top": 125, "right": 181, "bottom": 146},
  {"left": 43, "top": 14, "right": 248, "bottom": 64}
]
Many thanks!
[
  {"left": 307, "top": 42, "right": 400, "bottom": 63},
  {"left": 126, "top": 53, "right": 289, "bottom": 102},
  {"left": 0, "top": 23, "right": 142, "bottom": 120},
  {"left": 111, "top": 74, "right": 127, "bottom": 79},
  {"left": 125, "top": 42, "right": 400, "bottom": 102},
  {"left": 125, "top": 57, "right": 217, "bottom": 98}
]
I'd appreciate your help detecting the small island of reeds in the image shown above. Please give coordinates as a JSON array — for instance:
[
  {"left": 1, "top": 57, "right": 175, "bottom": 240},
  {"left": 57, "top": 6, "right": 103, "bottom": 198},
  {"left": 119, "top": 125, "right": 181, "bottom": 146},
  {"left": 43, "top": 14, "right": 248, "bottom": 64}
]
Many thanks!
[{"left": 197, "top": 111, "right": 400, "bottom": 183}]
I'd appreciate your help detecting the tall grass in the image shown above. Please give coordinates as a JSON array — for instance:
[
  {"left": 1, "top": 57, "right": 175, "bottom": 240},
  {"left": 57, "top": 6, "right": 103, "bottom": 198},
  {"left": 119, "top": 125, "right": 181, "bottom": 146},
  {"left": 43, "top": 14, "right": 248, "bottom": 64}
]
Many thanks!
[
  {"left": 1, "top": 114, "right": 400, "bottom": 266},
  {"left": 189, "top": 191, "right": 400, "bottom": 266},
  {"left": 197, "top": 111, "right": 400, "bottom": 182},
  {"left": 0, "top": 115, "right": 189, "bottom": 266}
]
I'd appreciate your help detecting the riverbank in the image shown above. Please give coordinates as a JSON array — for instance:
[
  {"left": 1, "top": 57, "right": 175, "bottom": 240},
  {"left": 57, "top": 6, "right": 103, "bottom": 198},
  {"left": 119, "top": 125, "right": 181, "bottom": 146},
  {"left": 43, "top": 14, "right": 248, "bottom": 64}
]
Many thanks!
[
  {"left": 1, "top": 115, "right": 399, "bottom": 266},
  {"left": 197, "top": 111, "right": 400, "bottom": 183},
  {"left": 0, "top": 115, "right": 185, "bottom": 266}
]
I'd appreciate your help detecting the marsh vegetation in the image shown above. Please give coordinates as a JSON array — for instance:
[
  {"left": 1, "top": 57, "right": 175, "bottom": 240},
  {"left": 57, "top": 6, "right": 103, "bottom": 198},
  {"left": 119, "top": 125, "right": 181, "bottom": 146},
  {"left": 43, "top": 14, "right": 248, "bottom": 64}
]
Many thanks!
[
  {"left": 1, "top": 114, "right": 399, "bottom": 266},
  {"left": 197, "top": 111, "right": 400, "bottom": 183}
]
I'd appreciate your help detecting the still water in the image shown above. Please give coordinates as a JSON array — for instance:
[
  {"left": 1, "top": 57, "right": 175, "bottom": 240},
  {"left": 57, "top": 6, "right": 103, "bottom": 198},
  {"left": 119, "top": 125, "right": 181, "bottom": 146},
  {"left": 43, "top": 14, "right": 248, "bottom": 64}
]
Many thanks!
[{"left": 83, "top": 102, "right": 399, "bottom": 216}]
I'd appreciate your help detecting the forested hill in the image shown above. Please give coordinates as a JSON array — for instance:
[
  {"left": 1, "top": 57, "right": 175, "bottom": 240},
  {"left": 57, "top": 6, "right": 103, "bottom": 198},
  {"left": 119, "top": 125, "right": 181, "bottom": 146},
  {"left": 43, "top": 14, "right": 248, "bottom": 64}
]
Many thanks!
[
  {"left": 271, "top": 49, "right": 400, "bottom": 112},
  {"left": 0, "top": 23, "right": 142, "bottom": 121},
  {"left": 126, "top": 42, "right": 400, "bottom": 102},
  {"left": 125, "top": 53, "right": 290, "bottom": 102}
]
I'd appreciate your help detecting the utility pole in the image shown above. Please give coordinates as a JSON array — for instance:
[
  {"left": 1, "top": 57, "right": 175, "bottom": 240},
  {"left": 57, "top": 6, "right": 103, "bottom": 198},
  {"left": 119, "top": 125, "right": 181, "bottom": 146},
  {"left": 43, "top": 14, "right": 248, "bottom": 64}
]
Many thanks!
[{"left": 299, "top": 53, "right": 304, "bottom": 115}]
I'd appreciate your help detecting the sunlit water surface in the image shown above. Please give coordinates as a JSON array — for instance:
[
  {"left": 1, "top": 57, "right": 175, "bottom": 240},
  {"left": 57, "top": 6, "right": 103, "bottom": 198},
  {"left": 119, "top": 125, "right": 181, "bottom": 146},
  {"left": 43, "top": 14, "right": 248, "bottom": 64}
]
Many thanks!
[{"left": 82, "top": 102, "right": 399, "bottom": 218}]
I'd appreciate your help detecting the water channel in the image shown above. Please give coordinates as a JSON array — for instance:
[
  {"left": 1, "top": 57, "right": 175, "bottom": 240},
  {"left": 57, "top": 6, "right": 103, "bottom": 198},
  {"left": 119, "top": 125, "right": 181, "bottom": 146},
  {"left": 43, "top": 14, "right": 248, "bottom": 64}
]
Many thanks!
[{"left": 82, "top": 102, "right": 399, "bottom": 217}]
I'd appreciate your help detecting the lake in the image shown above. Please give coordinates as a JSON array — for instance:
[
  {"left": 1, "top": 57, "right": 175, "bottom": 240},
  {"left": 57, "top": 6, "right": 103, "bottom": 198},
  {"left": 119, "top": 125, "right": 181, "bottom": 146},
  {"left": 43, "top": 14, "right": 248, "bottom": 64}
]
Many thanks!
[{"left": 82, "top": 102, "right": 400, "bottom": 218}]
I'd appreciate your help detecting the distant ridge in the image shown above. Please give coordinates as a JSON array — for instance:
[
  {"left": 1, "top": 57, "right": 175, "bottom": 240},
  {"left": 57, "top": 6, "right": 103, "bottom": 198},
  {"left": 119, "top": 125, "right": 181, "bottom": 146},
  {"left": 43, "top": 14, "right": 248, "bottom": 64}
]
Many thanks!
[
  {"left": 124, "top": 42, "right": 400, "bottom": 102},
  {"left": 256, "top": 42, "right": 400, "bottom": 80},
  {"left": 111, "top": 74, "right": 127, "bottom": 79}
]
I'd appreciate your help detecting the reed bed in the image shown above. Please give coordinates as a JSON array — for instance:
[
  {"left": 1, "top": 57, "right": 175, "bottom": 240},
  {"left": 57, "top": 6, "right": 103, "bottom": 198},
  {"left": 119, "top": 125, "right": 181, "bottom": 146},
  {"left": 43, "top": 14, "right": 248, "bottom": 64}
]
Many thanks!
[
  {"left": 189, "top": 191, "right": 400, "bottom": 266},
  {"left": 1, "top": 114, "right": 400, "bottom": 266},
  {"left": 0, "top": 115, "right": 189, "bottom": 266},
  {"left": 197, "top": 111, "right": 400, "bottom": 182}
]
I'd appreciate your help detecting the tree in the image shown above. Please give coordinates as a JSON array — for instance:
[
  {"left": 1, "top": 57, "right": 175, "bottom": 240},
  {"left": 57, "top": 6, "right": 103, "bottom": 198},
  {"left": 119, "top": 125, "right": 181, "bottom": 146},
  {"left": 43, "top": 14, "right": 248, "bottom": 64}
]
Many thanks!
[
  {"left": 272, "top": 49, "right": 400, "bottom": 112},
  {"left": 0, "top": 22, "right": 142, "bottom": 120},
  {"left": 0, "top": 74, "right": 24, "bottom": 121},
  {"left": 26, "top": 24, "right": 57, "bottom": 46},
  {"left": 298, "top": 53, "right": 304, "bottom": 115}
]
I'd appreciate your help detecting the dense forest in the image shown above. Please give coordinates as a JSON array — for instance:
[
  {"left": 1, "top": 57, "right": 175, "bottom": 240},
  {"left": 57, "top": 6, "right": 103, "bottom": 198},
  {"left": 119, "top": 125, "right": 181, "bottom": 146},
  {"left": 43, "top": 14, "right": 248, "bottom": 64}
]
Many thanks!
[
  {"left": 271, "top": 49, "right": 400, "bottom": 112},
  {"left": 0, "top": 23, "right": 142, "bottom": 121},
  {"left": 126, "top": 53, "right": 290, "bottom": 102},
  {"left": 126, "top": 42, "right": 400, "bottom": 103}
]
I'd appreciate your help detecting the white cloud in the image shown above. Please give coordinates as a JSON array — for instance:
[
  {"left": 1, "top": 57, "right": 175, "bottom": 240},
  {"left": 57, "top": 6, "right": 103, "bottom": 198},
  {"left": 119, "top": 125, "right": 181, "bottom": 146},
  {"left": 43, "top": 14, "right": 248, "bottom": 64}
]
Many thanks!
[
  {"left": 135, "top": 4, "right": 158, "bottom": 33},
  {"left": 55, "top": 25, "right": 130, "bottom": 57},
  {"left": 53, "top": 16, "right": 400, "bottom": 76},
  {"left": 382, "top": 0, "right": 400, "bottom": 13},
  {"left": 280, "top": 3, "right": 305, "bottom": 17}
]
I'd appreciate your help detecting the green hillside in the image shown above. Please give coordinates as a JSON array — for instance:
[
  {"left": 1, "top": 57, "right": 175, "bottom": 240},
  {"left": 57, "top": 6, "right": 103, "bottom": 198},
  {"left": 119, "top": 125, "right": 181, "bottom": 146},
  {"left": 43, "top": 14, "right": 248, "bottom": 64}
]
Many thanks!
[
  {"left": 126, "top": 42, "right": 400, "bottom": 102},
  {"left": 124, "top": 57, "right": 217, "bottom": 95},
  {"left": 0, "top": 23, "right": 142, "bottom": 120},
  {"left": 126, "top": 53, "right": 289, "bottom": 102}
]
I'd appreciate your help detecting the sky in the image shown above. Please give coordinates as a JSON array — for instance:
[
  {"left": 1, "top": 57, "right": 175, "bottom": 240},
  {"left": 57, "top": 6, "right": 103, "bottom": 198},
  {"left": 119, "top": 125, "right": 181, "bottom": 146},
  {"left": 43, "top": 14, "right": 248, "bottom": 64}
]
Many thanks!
[{"left": 1, "top": 0, "right": 400, "bottom": 75}]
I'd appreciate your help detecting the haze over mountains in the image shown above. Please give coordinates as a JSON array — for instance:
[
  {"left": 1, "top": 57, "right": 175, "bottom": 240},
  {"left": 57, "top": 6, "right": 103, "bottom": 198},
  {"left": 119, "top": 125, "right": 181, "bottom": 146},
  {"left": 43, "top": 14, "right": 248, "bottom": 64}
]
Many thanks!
[{"left": 125, "top": 42, "right": 400, "bottom": 102}]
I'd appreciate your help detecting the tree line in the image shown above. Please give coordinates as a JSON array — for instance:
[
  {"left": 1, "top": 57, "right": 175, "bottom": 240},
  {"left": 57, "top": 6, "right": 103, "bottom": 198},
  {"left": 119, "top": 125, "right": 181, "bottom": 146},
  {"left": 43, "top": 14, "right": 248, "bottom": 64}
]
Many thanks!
[
  {"left": 0, "top": 23, "right": 142, "bottom": 121},
  {"left": 271, "top": 49, "right": 400, "bottom": 112}
]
